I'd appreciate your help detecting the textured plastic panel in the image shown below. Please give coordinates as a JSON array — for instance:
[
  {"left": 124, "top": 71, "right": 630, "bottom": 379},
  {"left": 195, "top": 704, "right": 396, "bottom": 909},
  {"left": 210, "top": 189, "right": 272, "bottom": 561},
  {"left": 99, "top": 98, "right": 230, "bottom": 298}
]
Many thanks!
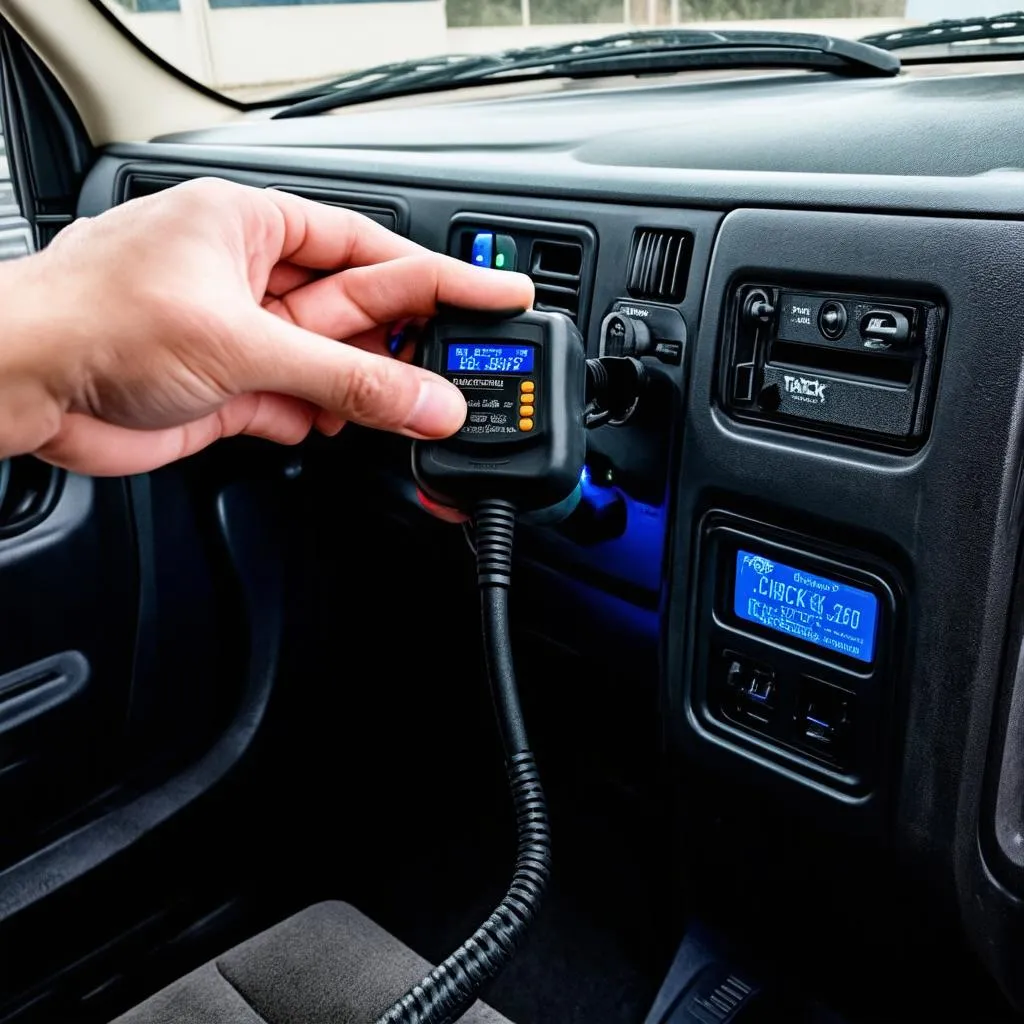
[{"left": 667, "top": 207, "right": 1024, "bottom": 1001}]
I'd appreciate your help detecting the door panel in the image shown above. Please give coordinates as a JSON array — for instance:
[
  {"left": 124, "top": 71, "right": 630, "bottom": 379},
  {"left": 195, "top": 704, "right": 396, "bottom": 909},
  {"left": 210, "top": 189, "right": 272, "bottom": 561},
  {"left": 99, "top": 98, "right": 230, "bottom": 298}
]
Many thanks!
[
  {"left": 0, "top": 27, "right": 288, "bottom": 1023},
  {"left": 0, "top": 471, "right": 137, "bottom": 867}
]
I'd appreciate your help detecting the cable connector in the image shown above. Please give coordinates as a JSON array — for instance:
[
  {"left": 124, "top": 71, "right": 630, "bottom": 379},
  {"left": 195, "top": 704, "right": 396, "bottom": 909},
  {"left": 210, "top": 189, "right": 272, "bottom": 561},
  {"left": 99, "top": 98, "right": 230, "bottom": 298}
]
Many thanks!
[{"left": 585, "top": 356, "right": 648, "bottom": 428}]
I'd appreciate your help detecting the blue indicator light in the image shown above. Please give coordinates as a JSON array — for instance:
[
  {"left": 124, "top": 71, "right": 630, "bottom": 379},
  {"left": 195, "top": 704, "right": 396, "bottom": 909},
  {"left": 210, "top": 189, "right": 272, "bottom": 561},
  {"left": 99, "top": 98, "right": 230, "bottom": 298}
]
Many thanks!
[
  {"left": 733, "top": 550, "right": 879, "bottom": 663},
  {"left": 470, "top": 232, "right": 494, "bottom": 267}
]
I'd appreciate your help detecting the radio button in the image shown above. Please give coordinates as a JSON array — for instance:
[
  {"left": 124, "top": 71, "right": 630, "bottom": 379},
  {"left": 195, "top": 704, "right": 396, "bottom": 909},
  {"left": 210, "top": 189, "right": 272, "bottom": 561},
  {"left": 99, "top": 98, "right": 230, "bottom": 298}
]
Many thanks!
[
  {"left": 494, "top": 234, "right": 518, "bottom": 271},
  {"left": 653, "top": 340, "right": 683, "bottom": 364},
  {"left": 818, "top": 300, "right": 848, "bottom": 340},
  {"left": 520, "top": 380, "right": 535, "bottom": 394},
  {"left": 519, "top": 417, "right": 534, "bottom": 432},
  {"left": 724, "top": 654, "right": 777, "bottom": 727}
]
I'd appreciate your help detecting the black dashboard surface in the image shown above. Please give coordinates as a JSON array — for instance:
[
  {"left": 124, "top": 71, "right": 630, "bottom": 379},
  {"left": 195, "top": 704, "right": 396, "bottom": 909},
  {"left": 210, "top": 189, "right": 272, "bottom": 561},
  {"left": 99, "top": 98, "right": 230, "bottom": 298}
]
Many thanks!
[
  {"left": 126, "top": 63, "right": 1024, "bottom": 217},
  {"left": 77, "top": 58, "right": 1024, "bottom": 1014},
  {"left": 156, "top": 64, "right": 1024, "bottom": 179}
]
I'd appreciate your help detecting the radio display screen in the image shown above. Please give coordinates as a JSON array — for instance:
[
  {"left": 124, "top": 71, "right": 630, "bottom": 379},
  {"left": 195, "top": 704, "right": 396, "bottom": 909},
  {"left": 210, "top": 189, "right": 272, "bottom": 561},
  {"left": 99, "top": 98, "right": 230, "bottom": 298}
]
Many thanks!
[
  {"left": 446, "top": 343, "right": 534, "bottom": 374},
  {"left": 733, "top": 549, "right": 878, "bottom": 663}
]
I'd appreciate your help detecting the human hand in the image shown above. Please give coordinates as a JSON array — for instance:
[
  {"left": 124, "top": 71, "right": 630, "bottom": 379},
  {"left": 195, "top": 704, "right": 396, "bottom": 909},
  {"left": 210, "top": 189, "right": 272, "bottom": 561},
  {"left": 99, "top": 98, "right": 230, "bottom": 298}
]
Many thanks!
[{"left": 0, "top": 178, "right": 533, "bottom": 475}]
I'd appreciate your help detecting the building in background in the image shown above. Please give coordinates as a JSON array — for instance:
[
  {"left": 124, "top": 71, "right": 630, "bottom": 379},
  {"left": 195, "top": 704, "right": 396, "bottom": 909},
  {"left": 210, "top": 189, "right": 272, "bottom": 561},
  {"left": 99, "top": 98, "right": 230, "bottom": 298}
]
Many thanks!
[{"left": 905, "top": 1, "right": 1015, "bottom": 17}]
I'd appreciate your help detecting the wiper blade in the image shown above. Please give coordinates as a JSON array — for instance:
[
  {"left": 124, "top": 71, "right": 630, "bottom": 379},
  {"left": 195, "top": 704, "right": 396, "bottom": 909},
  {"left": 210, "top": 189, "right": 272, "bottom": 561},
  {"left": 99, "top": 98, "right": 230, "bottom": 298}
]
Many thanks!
[
  {"left": 271, "top": 54, "right": 493, "bottom": 105},
  {"left": 861, "top": 10, "right": 1024, "bottom": 52},
  {"left": 272, "top": 29, "right": 899, "bottom": 120}
]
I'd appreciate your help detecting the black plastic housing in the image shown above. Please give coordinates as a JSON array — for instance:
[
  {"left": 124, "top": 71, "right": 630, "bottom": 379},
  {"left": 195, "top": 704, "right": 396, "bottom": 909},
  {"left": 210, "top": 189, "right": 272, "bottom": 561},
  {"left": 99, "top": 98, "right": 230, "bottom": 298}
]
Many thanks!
[
  {"left": 688, "top": 511, "right": 903, "bottom": 803},
  {"left": 412, "top": 310, "right": 587, "bottom": 513},
  {"left": 721, "top": 283, "right": 944, "bottom": 451}
]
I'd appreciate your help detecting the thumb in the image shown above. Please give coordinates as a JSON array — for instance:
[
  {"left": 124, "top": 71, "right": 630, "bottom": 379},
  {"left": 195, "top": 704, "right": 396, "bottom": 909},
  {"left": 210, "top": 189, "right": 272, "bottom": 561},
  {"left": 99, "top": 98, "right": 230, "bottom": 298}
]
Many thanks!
[{"left": 249, "top": 310, "right": 466, "bottom": 437}]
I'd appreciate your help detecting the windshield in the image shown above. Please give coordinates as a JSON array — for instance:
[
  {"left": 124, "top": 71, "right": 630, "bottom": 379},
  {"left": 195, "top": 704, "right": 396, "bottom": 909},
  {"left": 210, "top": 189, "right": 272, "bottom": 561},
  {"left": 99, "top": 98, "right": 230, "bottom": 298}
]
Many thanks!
[{"left": 97, "top": 1, "right": 988, "bottom": 104}]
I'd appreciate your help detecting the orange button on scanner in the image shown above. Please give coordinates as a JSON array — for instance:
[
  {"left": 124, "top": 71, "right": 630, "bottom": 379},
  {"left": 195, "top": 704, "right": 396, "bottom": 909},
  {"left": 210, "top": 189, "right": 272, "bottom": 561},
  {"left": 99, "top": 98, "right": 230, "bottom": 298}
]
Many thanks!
[
  {"left": 519, "top": 405, "right": 534, "bottom": 417},
  {"left": 519, "top": 417, "right": 535, "bottom": 432},
  {"left": 520, "top": 392, "right": 535, "bottom": 406},
  {"left": 520, "top": 380, "right": 535, "bottom": 394}
]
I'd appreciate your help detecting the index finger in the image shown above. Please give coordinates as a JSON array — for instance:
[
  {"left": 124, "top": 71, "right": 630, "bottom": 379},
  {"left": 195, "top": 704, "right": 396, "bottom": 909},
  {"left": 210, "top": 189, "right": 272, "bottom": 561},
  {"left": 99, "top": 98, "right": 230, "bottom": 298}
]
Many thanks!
[
  {"left": 267, "top": 252, "right": 534, "bottom": 340},
  {"left": 261, "top": 187, "right": 423, "bottom": 270}
]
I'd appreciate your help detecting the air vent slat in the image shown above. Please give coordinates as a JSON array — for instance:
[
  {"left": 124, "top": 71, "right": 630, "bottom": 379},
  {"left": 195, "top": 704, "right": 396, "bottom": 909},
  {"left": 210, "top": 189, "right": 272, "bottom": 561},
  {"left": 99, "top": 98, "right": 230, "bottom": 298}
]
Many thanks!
[
  {"left": 270, "top": 186, "right": 399, "bottom": 232},
  {"left": 669, "top": 238, "right": 687, "bottom": 298},
  {"left": 530, "top": 238, "right": 583, "bottom": 323},
  {"left": 626, "top": 227, "right": 693, "bottom": 304},
  {"left": 658, "top": 236, "right": 677, "bottom": 296},
  {"left": 630, "top": 235, "right": 645, "bottom": 293},
  {"left": 121, "top": 173, "right": 188, "bottom": 202},
  {"left": 533, "top": 282, "right": 578, "bottom": 299},
  {"left": 531, "top": 269, "right": 581, "bottom": 284},
  {"left": 650, "top": 234, "right": 665, "bottom": 295},
  {"left": 637, "top": 232, "right": 651, "bottom": 293}
]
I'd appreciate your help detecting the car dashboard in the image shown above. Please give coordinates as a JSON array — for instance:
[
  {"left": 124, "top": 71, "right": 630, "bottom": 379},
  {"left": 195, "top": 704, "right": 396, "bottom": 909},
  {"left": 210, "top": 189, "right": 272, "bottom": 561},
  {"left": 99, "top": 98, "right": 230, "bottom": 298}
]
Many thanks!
[{"left": 77, "top": 60, "right": 1024, "bottom": 1014}]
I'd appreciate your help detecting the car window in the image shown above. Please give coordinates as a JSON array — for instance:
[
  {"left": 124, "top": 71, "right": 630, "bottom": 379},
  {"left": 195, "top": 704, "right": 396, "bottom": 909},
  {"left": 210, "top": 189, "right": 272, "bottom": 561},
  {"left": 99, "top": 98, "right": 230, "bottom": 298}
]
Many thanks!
[{"left": 98, "top": 0, "right": 923, "bottom": 103}]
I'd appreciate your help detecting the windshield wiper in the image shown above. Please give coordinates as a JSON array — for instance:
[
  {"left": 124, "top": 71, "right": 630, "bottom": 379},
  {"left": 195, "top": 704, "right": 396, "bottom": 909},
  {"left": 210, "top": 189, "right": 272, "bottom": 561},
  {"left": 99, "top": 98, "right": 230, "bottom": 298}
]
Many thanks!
[
  {"left": 271, "top": 29, "right": 899, "bottom": 120},
  {"left": 861, "top": 10, "right": 1024, "bottom": 53}
]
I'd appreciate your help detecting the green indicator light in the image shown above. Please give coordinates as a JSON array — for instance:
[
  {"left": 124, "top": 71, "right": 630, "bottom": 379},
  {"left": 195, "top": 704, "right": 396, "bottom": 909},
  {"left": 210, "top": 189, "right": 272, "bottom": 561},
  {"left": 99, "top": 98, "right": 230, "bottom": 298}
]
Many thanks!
[{"left": 494, "top": 234, "right": 518, "bottom": 272}]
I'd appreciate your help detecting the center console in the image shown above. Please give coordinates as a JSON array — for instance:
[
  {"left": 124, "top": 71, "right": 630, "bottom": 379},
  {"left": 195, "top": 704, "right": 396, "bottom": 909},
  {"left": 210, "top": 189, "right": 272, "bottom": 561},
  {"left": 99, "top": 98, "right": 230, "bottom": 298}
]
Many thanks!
[
  {"left": 668, "top": 208, "right": 1024, "bottom": 864},
  {"left": 685, "top": 270, "right": 933, "bottom": 803}
]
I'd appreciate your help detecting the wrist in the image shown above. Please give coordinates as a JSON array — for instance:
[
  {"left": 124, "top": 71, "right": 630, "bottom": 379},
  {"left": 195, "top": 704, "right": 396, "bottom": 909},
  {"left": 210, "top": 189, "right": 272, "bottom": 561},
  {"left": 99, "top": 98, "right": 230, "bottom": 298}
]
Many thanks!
[{"left": 0, "top": 255, "right": 70, "bottom": 460}]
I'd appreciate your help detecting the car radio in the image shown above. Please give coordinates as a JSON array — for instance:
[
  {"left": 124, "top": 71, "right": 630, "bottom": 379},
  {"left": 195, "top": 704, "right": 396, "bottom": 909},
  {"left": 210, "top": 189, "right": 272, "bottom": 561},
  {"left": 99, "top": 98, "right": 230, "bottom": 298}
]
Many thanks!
[
  {"left": 721, "top": 284, "right": 945, "bottom": 450},
  {"left": 687, "top": 512, "right": 902, "bottom": 799}
]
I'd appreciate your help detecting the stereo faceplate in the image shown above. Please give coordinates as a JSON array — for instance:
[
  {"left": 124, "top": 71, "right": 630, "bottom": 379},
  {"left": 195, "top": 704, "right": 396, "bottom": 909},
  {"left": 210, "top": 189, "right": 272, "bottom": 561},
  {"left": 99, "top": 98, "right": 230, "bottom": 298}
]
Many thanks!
[{"left": 722, "top": 285, "right": 945, "bottom": 451}]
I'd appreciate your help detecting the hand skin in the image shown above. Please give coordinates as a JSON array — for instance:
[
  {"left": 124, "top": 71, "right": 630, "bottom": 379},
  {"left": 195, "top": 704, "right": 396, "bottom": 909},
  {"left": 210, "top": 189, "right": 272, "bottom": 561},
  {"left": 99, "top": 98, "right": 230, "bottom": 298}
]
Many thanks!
[{"left": 0, "top": 177, "right": 534, "bottom": 476}]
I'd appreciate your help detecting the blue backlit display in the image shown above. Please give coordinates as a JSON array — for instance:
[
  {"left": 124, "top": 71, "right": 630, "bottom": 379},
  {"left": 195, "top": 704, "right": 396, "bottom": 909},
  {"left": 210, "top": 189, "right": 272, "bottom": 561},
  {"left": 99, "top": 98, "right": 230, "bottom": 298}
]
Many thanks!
[
  {"left": 447, "top": 343, "right": 534, "bottom": 374},
  {"left": 733, "top": 550, "right": 878, "bottom": 663}
]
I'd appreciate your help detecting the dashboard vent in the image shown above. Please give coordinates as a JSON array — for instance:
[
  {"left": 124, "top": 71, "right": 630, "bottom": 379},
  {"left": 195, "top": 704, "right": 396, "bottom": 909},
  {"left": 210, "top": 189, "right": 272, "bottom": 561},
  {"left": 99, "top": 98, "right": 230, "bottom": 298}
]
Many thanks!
[
  {"left": 269, "top": 186, "right": 399, "bottom": 232},
  {"left": 627, "top": 228, "right": 692, "bottom": 304},
  {"left": 120, "top": 172, "right": 188, "bottom": 202},
  {"left": 530, "top": 238, "right": 583, "bottom": 321},
  {"left": 119, "top": 174, "right": 402, "bottom": 233},
  {"left": 0, "top": 457, "right": 62, "bottom": 539}
]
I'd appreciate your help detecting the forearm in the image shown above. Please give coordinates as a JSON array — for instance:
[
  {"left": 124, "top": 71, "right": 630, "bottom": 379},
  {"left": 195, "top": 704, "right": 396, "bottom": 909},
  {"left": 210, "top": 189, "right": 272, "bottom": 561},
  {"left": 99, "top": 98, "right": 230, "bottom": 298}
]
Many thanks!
[
  {"left": 0, "top": 256, "right": 70, "bottom": 460},
  {"left": 0, "top": 179, "right": 527, "bottom": 477}
]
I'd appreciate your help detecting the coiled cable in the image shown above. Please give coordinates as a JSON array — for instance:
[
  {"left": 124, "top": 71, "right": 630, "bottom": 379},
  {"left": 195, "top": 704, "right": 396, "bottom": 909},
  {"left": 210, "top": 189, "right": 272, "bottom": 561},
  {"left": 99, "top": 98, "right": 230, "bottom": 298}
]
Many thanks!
[{"left": 373, "top": 498, "right": 551, "bottom": 1024}]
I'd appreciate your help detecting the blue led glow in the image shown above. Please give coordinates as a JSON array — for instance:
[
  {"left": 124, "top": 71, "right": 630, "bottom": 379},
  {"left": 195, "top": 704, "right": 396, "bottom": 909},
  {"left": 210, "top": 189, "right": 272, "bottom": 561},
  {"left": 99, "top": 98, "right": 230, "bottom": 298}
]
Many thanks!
[
  {"left": 470, "top": 232, "right": 494, "bottom": 267},
  {"left": 733, "top": 549, "right": 879, "bottom": 663},
  {"left": 575, "top": 467, "right": 665, "bottom": 595},
  {"left": 447, "top": 343, "right": 534, "bottom": 374}
]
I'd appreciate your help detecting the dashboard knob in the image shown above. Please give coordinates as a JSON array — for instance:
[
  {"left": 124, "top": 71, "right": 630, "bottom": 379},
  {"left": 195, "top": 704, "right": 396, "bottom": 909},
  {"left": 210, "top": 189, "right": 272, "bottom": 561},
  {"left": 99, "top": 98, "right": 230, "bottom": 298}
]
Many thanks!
[
  {"left": 600, "top": 312, "right": 653, "bottom": 358},
  {"left": 743, "top": 288, "right": 776, "bottom": 325}
]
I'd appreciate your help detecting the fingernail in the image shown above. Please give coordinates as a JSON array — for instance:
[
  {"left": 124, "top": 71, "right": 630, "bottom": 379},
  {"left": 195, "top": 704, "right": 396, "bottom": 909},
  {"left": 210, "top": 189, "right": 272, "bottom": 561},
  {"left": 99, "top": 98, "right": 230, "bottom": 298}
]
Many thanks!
[{"left": 406, "top": 378, "right": 466, "bottom": 437}]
